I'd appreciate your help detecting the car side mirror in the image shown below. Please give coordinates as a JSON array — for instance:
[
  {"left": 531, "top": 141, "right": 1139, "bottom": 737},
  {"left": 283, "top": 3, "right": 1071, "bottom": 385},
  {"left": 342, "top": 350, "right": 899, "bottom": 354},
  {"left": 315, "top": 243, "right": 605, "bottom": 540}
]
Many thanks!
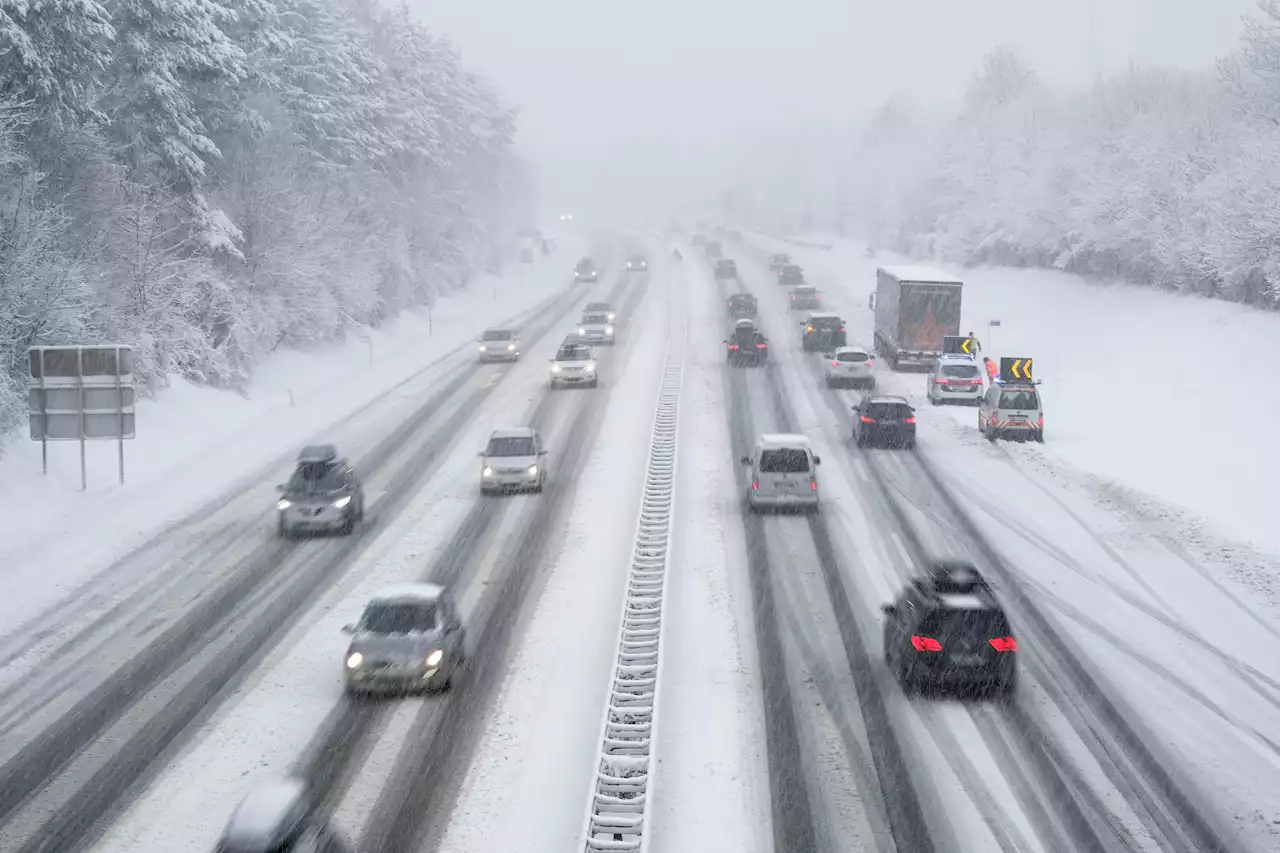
[
  {"left": 739, "top": 456, "right": 751, "bottom": 465},
  {"left": 881, "top": 604, "right": 896, "bottom": 615},
  {"left": 476, "top": 451, "right": 484, "bottom": 457},
  {"left": 276, "top": 484, "right": 285, "bottom": 492},
  {"left": 341, "top": 623, "right": 356, "bottom": 634},
  {"left": 538, "top": 449, "right": 547, "bottom": 455},
  {"left": 813, "top": 456, "right": 821, "bottom": 465}
]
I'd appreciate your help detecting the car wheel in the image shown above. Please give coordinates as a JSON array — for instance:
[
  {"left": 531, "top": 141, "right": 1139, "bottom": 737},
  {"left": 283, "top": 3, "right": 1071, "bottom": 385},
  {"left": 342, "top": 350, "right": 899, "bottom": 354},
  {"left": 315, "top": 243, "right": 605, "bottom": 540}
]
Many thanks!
[
  {"left": 855, "top": 432, "right": 866, "bottom": 448},
  {"left": 340, "top": 512, "right": 356, "bottom": 536},
  {"left": 929, "top": 394, "right": 939, "bottom": 405},
  {"left": 277, "top": 517, "right": 292, "bottom": 539},
  {"left": 1035, "top": 430, "right": 1045, "bottom": 443}
]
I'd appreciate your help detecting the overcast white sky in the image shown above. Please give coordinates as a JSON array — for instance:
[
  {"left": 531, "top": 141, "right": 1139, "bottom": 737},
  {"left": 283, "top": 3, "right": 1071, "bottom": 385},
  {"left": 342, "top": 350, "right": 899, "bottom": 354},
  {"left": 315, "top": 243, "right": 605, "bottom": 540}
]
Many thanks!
[{"left": 408, "top": 0, "right": 1258, "bottom": 218}]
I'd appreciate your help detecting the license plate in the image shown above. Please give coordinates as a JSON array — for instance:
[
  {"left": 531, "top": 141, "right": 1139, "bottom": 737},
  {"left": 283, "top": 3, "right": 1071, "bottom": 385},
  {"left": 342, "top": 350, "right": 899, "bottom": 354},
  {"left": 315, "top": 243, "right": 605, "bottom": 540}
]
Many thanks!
[{"left": 951, "top": 653, "right": 983, "bottom": 666}]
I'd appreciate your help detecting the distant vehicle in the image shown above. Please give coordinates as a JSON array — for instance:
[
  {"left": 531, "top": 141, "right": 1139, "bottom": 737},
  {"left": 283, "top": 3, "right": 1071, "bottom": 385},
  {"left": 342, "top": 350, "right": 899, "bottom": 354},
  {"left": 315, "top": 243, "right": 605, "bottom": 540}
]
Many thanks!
[
  {"left": 788, "top": 284, "right": 820, "bottom": 310},
  {"left": 584, "top": 301, "right": 617, "bottom": 322},
  {"left": 343, "top": 584, "right": 466, "bottom": 695},
  {"left": 852, "top": 395, "right": 916, "bottom": 449},
  {"left": 728, "top": 229, "right": 743, "bottom": 242},
  {"left": 727, "top": 292, "right": 757, "bottom": 318},
  {"left": 578, "top": 309, "right": 615, "bottom": 345},
  {"left": 560, "top": 213, "right": 574, "bottom": 222},
  {"left": 477, "top": 328, "right": 520, "bottom": 363},
  {"left": 691, "top": 234, "right": 707, "bottom": 247},
  {"left": 626, "top": 254, "right": 648, "bottom": 272},
  {"left": 777, "top": 264, "right": 805, "bottom": 286},
  {"left": 882, "top": 561, "right": 1018, "bottom": 696},
  {"left": 218, "top": 778, "right": 353, "bottom": 853},
  {"left": 740, "top": 433, "right": 821, "bottom": 513},
  {"left": 978, "top": 380, "right": 1044, "bottom": 443},
  {"left": 769, "top": 253, "right": 791, "bottom": 271},
  {"left": 550, "top": 342, "right": 598, "bottom": 388},
  {"left": 276, "top": 445, "right": 364, "bottom": 538},
  {"left": 873, "top": 265, "right": 963, "bottom": 371},
  {"left": 705, "top": 240, "right": 723, "bottom": 259},
  {"left": 926, "top": 354, "right": 983, "bottom": 405},
  {"left": 479, "top": 427, "right": 547, "bottom": 494},
  {"left": 574, "top": 258, "right": 598, "bottom": 283},
  {"left": 726, "top": 318, "right": 768, "bottom": 367},
  {"left": 824, "top": 346, "right": 875, "bottom": 389},
  {"left": 713, "top": 258, "right": 738, "bottom": 280},
  {"left": 800, "top": 312, "right": 846, "bottom": 352}
]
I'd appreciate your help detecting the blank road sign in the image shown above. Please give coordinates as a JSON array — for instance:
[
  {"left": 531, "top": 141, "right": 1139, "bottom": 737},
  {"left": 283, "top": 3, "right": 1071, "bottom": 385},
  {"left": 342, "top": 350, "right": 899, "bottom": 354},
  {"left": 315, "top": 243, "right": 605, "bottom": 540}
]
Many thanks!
[
  {"left": 29, "top": 387, "right": 135, "bottom": 412},
  {"left": 29, "top": 346, "right": 133, "bottom": 380},
  {"left": 30, "top": 412, "right": 136, "bottom": 441}
]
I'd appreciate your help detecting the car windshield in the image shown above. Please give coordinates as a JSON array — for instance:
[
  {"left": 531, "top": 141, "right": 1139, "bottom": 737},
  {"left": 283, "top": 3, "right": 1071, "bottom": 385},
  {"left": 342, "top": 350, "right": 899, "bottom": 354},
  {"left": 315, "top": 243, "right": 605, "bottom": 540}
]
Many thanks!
[
  {"left": 582, "top": 314, "right": 608, "bottom": 324},
  {"left": 866, "top": 403, "right": 912, "bottom": 420},
  {"left": 359, "top": 602, "right": 438, "bottom": 634},
  {"left": 837, "top": 351, "right": 868, "bottom": 363},
  {"left": 918, "top": 609, "right": 1010, "bottom": 642},
  {"left": 942, "top": 364, "right": 979, "bottom": 378},
  {"left": 486, "top": 437, "right": 534, "bottom": 456},
  {"left": 285, "top": 463, "right": 345, "bottom": 492},
  {"left": 758, "top": 448, "right": 810, "bottom": 473},
  {"left": 576, "top": 261, "right": 593, "bottom": 270},
  {"left": 809, "top": 317, "right": 842, "bottom": 329},
  {"left": 556, "top": 347, "right": 588, "bottom": 360},
  {"left": 999, "top": 390, "right": 1040, "bottom": 410},
  {"left": 481, "top": 330, "right": 512, "bottom": 341},
  {"left": 586, "top": 304, "right": 610, "bottom": 312},
  {"left": 773, "top": 255, "right": 789, "bottom": 262},
  {"left": 793, "top": 287, "right": 815, "bottom": 295}
]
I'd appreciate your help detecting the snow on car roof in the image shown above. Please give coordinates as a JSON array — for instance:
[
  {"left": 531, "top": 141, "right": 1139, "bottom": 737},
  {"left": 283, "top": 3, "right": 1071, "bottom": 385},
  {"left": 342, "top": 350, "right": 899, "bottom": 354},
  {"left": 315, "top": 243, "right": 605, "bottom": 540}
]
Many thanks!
[
  {"left": 490, "top": 426, "right": 536, "bottom": 439},
  {"left": 223, "top": 779, "right": 306, "bottom": 846},
  {"left": 867, "top": 395, "right": 910, "bottom": 405},
  {"left": 836, "top": 345, "right": 869, "bottom": 354},
  {"left": 806, "top": 312, "right": 839, "bottom": 319},
  {"left": 937, "top": 593, "right": 989, "bottom": 610},
  {"left": 879, "top": 264, "right": 963, "bottom": 284},
  {"left": 759, "top": 433, "right": 812, "bottom": 448},
  {"left": 371, "top": 583, "right": 445, "bottom": 603}
]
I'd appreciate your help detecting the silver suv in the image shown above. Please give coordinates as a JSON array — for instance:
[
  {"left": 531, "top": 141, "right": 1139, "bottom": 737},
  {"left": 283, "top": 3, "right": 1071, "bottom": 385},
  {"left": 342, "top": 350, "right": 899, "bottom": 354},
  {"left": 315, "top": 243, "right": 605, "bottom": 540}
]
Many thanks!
[
  {"left": 479, "top": 427, "right": 547, "bottom": 493},
  {"left": 276, "top": 445, "right": 364, "bottom": 538},
  {"left": 478, "top": 328, "right": 521, "bottom": 362},
  {"left": 343, "top": 584, "right": 466, "bottom": 694}
]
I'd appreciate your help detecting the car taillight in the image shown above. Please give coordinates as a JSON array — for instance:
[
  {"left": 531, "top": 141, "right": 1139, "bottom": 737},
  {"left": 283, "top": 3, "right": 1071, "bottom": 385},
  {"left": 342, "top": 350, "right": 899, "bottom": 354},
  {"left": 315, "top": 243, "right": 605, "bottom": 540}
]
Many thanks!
[
  {"left": 791, "top": 295, "right": 796, "bottom": 300},
  {"left": 728, "top": 344, "right": 739, "bottom": 350},
  {"left": 867, "top": 360, "right": 874, "bottom": 367},
  {"left": 756, "top": 343, "right": 767, "bottom": 349},
  {"left": 990, "top": 636, "right": 1018, "bottom": 652},
  {"left": 860, "top": 415, "right": 876, "bottom": 424},
  {"left": 1038, "top": 415, "right": 1044, "bottom": 427},
  {"left": 752, "top": 480, "right": 759, "bottom": 491},
  {"left": 936, "top": 378, "right": 950, "bottom": 384},
  {"left": 905, "top": 417, "right": 916, "bottom": 424},
  {"left": 810, "top": 477, "right": 818, "bottom": 490},
  {"left": 911, "top": 635, "right": 943, "bottom": 652},
  {"left": 839, "top": 326, "right": 845, "bottom": 332},
  {"left": 832, "top": 360, "right": 840, "bottom": 367}
]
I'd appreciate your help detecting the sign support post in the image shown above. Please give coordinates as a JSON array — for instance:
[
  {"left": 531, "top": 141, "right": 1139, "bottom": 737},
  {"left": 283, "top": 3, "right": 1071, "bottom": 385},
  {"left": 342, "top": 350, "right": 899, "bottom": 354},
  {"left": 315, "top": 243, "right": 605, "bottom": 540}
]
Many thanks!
[
  {"left": 78, "top": 347, "right": 87, "bottom": 491},
  {"left": 116, "top": 345, "right": 125, "bottom": 485},
  {"left": 39, "top": 358, "right": 48, "bottom": 476}
]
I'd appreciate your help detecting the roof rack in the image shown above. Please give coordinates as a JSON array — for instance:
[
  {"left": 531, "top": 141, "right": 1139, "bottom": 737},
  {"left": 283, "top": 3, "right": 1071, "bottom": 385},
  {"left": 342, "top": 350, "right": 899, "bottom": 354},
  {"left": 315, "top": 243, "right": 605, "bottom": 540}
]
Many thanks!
[
  {"left": 296, "top": 444, "right": 338, "bottom": 464},
  {"left": 923, "top": 561, "right": 990, "bottom": 594}
]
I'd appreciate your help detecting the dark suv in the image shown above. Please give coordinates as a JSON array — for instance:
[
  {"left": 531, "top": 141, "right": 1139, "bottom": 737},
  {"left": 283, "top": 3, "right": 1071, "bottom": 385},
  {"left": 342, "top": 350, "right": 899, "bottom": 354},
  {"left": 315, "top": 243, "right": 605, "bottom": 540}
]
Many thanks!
[
  {"left": 726, "top": 320, "right": 768, "bottom": 366},
  {"left": 778, "top": 264, "right": 804, "bottom": 286},
  {"left": 853, "top": 395, "right": 916, "bottom": 449},
  {"left": 800, "top": 313, "right": 846, "bottom": 351},
  {"left": 881, "top": 562, "right": 1018, "bottom": 696},
  {"left": 277, "top": 445, "right": 364, "bottom": 538},
  {"left": 727, "top": 293, "right": 757, "bottom": 318},
  {"left": 714, "top": 258, "right": 738, "bottom": 280}
]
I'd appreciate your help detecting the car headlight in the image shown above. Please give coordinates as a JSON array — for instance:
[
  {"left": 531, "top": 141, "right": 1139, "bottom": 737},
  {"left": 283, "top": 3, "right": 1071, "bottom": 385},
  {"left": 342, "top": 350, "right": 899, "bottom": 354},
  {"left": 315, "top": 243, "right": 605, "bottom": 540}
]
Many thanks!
[
  {"left": 585, "top": 363, "right": 595, "bottom": 372},
  {"left": 426, "top": 649, "right": 444, "bottom": 667},
  {"left": 527, "top": 465, "right": 538, "bottom": 476},
  {"left": 483, "top": 466, "right": 495, "bottom": 476},
  {"left": 608, "top": 313, "right": 616, "bottom": 321},
  {"left": 605, "top": 326, "right": 614, "bottom": 335},
  {"left": 346, "top": 652, "right": 363, "bottom": 669},
  {"left": 277, "top": 499, "right": 291, "bottom": 510},
  {"left": 578, "top": 327, "right": 586, "bottom": 335},
  {"left": 552, "top": 364, "right": 562, "bottom": 373},
  {"left": 507, "top": 343, "right": 515, "bottom": 350},
  {"left": 478, "top": 345, "right": 487, "bottom": 351},
  {"left": 332, "top": 496, "right": 352, "bottom": 508}
]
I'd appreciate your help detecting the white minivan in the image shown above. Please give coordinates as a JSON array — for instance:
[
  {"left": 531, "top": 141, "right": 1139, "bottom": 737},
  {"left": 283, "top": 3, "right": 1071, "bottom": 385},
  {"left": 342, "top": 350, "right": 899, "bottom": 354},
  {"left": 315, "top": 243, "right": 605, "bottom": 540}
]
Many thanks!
[
  {"left": 741, "top": 434, "right": 821, "bottom": 512},
  {"left": 978, "top": 381, "right": 1044, "bottom": 443}
]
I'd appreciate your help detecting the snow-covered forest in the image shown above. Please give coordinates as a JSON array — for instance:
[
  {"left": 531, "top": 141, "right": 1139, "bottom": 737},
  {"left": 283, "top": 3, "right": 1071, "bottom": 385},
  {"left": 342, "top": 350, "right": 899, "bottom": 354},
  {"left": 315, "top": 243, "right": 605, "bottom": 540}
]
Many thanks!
[
  {"left": 0, "top": 0, "right": 529, "bottom": 438},
  {"left": 841, "top": 1, "right": 1280, "bottom": 310}
]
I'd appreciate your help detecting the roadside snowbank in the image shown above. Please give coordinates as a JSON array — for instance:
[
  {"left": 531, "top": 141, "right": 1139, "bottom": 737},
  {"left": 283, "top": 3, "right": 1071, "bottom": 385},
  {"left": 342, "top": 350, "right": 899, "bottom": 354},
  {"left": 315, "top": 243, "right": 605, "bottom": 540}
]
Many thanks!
[
  {"left": 753, "top": 234, "right": 1280, "bottom": 562},
  {"left": 0, "top": 229, "right": 588, "bottom": 615}
]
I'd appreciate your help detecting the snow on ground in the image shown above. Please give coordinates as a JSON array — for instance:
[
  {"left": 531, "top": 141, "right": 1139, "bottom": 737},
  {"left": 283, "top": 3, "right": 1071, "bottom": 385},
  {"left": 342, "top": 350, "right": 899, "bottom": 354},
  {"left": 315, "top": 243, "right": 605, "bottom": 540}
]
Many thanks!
[
  {"left": 647, "top": 252, "right": 772, "bottom": 853},
  {"left": 0, "top": 229, "right": 589, "bottom": 625},
  {"left": 757, "top": 233, "right": 1280, "bottom": 582},
  {"left": 91, "top": 316, "right": 583, "bottom": 853},
  {"left": 434, "top": 243, "right": 671, "bottom": 853}
]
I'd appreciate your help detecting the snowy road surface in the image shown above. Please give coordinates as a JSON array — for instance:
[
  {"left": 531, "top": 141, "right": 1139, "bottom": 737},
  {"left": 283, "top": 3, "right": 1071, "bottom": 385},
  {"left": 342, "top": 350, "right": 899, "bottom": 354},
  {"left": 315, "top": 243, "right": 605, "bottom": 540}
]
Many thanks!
[{"left": 0, "top": 226, "right": 1275, "bottom": 853}]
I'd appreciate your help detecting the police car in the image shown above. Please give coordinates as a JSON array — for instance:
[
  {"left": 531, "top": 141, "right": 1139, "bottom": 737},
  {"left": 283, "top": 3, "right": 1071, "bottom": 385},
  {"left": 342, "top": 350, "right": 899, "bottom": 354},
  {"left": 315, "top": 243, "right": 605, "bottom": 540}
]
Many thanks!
[
  {"left": 926, "top": 354, "right": 984, "bottom": 405},
  {"left": 881, "top": 561, "right": 1018, "bottom": 696},
  {"left": 978, "top": 378, "right": 1044, "bottom": 442}
]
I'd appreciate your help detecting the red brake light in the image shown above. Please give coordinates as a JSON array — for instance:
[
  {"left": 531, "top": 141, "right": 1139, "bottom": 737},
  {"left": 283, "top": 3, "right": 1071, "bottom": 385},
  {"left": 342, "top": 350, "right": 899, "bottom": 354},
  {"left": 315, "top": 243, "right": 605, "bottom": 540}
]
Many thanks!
[
  {"left": 839, "top": 326, "right": 845, "bottom": 332},
  {"left": 905, "top": 417, "right": 916, "bottom": 424},
  {"left": 790, "top": 295, "right": 796, "bottom": 300},
  {"left": 728, "top": 344, "right": 739, "bottom": 350},
  {"left": 860, "top": 415, "right": 875, "bottom": 424},
  {"left": 990, "top": 636, "right": 1018, "bottom": 652},
  {"left": 1038, "top": 415, "right": 1044, "bottom": 427},
  {"left": 867, "top": 360, "right": 874, "bottom": 367},
  {"left": 936, "top": 378, "right": 950, "bottom": 385},
  {"left": 752, "top": 480, "right": 759, "bottom": 491},
  {"left": 911, "top": 635, "right": 943, "bottom": 652},
  {"left": 756, "top": 343, "right": 767, "bottom": 349},
  {"left": 810, "top": 477, "right": 818, "bottom": 490}
]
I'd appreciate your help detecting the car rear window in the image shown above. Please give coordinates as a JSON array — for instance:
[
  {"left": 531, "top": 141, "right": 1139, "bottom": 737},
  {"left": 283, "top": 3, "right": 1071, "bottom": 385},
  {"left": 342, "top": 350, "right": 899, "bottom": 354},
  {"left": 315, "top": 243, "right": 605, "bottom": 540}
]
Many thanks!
[
  {"left": 360, "top": 602, "right": 438, "bottom": 633},
  {"left": 730, "top": 295, "right": 754, "bottom": 304},
  {"left": 809, "top": 317, "right": 843, "bottom": 329},
  {"left": 941, "top": 364, "right": 979, "bottom": 378},
  {"left": 837, "top": 351, "right": 868, "bottom": 363},
  {"left": 918, "top": 609, "right": 1010, "bottom": 642},
  {"left": 999, "top": 390, "right": 1040, "bottom": 410},
  {"left": 758, "top": 448, "right": 811, "bottom": 473},
  {"left": 866, "top": 402, "right": 912, "bottom": 420},
  {"left": 486, "top": 437, "right": 534, "bottom": 456},
  {"left": 793, "top": 286, "right": 815, "bottom": 295},
  {"left": 481, "top": 330, "right": 512, "bottom": 341}
]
